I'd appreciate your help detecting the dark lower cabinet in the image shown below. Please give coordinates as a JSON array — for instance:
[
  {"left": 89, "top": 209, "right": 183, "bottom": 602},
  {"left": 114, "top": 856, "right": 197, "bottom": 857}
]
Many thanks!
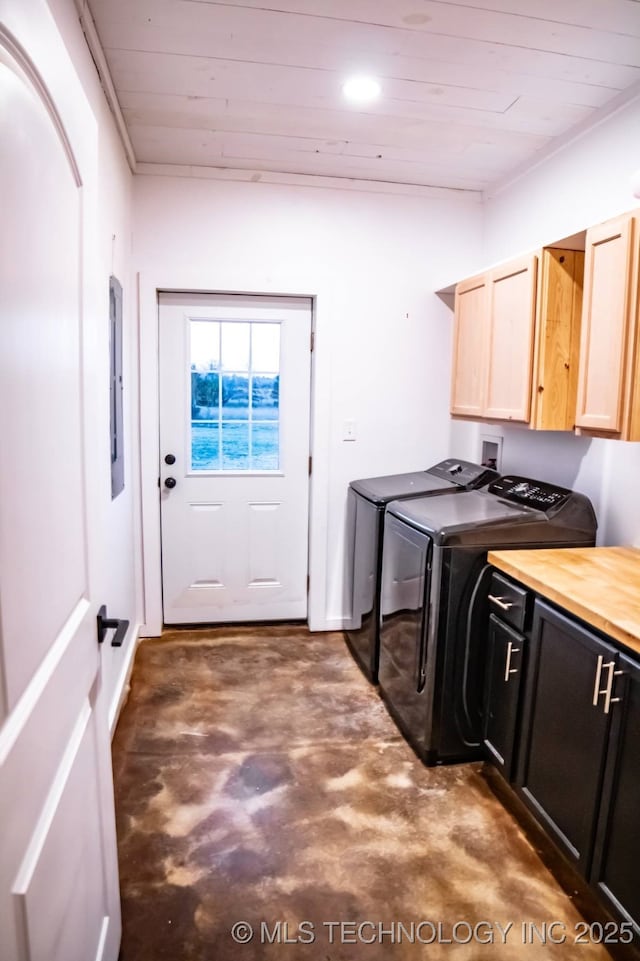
[
  {"left": 515, "top": 599, "right": 619, "bottom": 876},
  {"left": 485, "top": 579, "right": 639, "bottom": 940},
  {"left": 483, "top": 613, "right": 525, "bottom": 779},
  {"left": 591, "top": 652, "right": 640, "bottom": 937}
]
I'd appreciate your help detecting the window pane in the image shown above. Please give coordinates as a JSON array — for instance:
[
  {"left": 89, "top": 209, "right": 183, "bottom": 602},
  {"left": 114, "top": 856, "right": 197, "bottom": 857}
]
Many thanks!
[
  {"left": 251, "top": 421, "right": 279, "bottom": 470},
  {"left": 191, "top": 370, "right": 220, "bottom": 420},
  {"left": 221, "top": 322, "right": 250, "bottom": 371},
  {"left": 222, "top": 420, "right": 249, "bottom": 470},
  {"left": 252, "top": 323, "right": 280, "bottom": 372},
  {"left": 190, "top": 321, "right": 281, "bottom": 473},
  {"left": 252, "top": 374, "right": 279, "bottom": 418},
  {"left": 191, "top": 320, "right": 219, "bottom": 371},
  {"left": 191, "top": 422, "right": 220, "bottom": 470},
  {"left": 222, "top": 373, "right": 249, "bottom": 410}
]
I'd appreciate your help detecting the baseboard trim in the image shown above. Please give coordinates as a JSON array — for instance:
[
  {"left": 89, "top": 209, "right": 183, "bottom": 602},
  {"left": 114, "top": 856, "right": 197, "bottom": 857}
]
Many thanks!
[
  {"left": 109, "top": 622, "right": 142, "bottom": 738},
  {"left": 310, "top": 616, "right": 347, "bottom": 633}
]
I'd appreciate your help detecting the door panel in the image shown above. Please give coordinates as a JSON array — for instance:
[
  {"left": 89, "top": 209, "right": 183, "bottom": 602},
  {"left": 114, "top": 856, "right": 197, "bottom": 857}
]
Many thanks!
[
  {"left": 575, "top": 214, "right": 634, "bottom": 433},
  {"left": 14, "top": 703, "right": 106, "bottom": 961},
  {"left": 0, "top": 52, "right": 87, "bottom": 709},
  {"left": 485, "top": 254, "right": 537, "bottom": 422},
  {"left": 517, "top": 600, "right": 614, "bottom": 875},
  {"left": 378, "top": 515, "right": 432, "bottom": 753},
  {"left": 450, "top": 274, "right": 487, "bottom": 417},
  {"left": 159, "top": 293, "right": 312, "bottom": 624},
  {"left": 591, "top": 653, "right": 640, "bottom": 935},
  {"left": 0, "top": 38, "right": 120, "bottom": 961},
  {"left": 483, "top": 614, "right": 525, "bottom": 779}
]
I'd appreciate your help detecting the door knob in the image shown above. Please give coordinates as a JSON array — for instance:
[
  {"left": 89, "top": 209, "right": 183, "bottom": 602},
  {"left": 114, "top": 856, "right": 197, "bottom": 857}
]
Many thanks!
[
  {"left": 164, "top": 477, "right": 177, "bottom": 489},
  {"left": 164, "top": 453, "right": 176, "bottom": 465}
]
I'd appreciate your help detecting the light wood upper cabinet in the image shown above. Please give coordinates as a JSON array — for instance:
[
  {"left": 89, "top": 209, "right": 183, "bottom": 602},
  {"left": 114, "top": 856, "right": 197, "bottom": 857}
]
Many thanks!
[
  {"left": 451, "top": 248, "right": 583, "bottom": 429},
  {"left": 450, "top": 273, "right": 488, "bottom": 417},
  {"left": 485, "top": 254, "right": 537, "bottom": 422},
  {"left": 575, "top": 212, "right": 640, "bottom": 439},
  {"left": 532, "top": 248, "right": 584, "bottom": 431}
]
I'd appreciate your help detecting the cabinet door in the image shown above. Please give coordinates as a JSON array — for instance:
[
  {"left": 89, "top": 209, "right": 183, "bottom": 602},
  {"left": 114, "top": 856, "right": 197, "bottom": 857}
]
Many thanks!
[
  {"left": 484, "top": 254, "right": 537, "bottom": 421},
  {"left": 531, "top": 248, "right": 584, "bottom": 431},
  {"left": 516, "top": 600, "right": 616, "bottom": 875},
  {"left": 484, "top": 615, "right": 525, "bottom": 780},
  {"left": 591, "top": 653, "right": 640, "bottom": 937},
  {"left": 575, "top": 213, "right": 637, "bottom": 434},
  {"left": 450, "top": 274, "right": 487, "bottom": 417}
]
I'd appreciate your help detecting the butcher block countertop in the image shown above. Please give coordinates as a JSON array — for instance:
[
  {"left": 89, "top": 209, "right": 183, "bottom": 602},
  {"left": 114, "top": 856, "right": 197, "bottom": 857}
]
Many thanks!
[{"left": 487, "top": 546, "right": 640, "bottom": 657}]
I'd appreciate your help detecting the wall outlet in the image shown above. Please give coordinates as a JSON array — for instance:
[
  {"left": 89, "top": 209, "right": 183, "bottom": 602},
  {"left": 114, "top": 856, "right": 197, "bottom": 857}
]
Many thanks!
[{"left": 343, "top": 419, "right": 357, "bottom": 442}]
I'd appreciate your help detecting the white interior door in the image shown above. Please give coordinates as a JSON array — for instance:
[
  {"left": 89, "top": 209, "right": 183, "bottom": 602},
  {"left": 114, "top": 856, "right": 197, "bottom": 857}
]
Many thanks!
[
  {"left": 159, "top": 293, "right": 312, "bottom": 624},
  {"left": 0, "top": 39, "right": 120, "bottom": 961}
]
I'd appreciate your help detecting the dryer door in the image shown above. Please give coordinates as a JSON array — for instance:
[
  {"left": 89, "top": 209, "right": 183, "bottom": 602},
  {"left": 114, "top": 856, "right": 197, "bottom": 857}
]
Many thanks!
[{"left": 378, "top": 514, "right": 432, "bottom": 749}]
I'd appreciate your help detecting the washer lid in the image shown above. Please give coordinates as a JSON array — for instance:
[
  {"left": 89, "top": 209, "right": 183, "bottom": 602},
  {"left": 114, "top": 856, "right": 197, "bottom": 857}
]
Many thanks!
[
  {"left": 349, "top": 458, "right": 495, "bottom": 505},
  {"left": 349, "top": 470, "right": 454, "bottom": 505},
  {"left": 387, "top": 489, "right": 540, "bottom": 537}
]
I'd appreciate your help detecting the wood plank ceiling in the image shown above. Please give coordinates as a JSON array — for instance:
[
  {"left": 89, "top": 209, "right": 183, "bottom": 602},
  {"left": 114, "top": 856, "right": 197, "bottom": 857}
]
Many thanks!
[{"left": 86, "top": 0, "right": 640, "bottom": 192}]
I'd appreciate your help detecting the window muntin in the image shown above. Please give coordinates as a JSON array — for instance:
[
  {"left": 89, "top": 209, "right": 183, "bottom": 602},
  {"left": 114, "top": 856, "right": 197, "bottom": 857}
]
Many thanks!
[{"left": 190, "top": 320, "right": 280, "bottom": 471}]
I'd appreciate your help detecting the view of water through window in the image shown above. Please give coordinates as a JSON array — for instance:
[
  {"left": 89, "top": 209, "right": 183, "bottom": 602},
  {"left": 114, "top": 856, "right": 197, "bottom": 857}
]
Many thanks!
[{"left": 190, "top": 320, "right": 280, "bottom": 470}]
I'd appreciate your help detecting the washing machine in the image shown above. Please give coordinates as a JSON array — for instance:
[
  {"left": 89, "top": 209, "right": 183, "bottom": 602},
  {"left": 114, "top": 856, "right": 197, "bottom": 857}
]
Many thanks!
[
  {"left": 378, "top": 474, "right": 597, "bottom": 765},
  {"left": 345, "top": 459, "right": 498, "bottom": 682}
]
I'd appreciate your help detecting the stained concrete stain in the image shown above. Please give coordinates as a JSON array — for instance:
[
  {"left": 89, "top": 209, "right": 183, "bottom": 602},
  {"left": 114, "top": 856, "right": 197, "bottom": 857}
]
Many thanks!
[{"left": 113, "top": 626, "right": 619, "bottom": 960}]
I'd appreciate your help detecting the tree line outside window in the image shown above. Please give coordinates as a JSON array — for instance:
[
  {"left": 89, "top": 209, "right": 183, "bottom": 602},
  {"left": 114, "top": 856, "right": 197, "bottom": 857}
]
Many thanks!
[{"left": 191, "top": 366, "right": 279, "bottom": 417}]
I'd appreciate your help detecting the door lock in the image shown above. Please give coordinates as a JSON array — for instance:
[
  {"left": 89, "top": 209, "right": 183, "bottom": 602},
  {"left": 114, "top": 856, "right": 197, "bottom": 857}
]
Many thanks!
[
  {"left": 164, "top": 453, "right": 176, "bottom": 465},
  {"left": 164, "top": 477, "right": 177, "bottom": 489}
]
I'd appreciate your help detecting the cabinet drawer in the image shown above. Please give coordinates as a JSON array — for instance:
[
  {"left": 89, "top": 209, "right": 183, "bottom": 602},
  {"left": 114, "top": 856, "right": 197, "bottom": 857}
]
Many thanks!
[{"left": 488, "top": 571, "right": 528, "bottom": 632}]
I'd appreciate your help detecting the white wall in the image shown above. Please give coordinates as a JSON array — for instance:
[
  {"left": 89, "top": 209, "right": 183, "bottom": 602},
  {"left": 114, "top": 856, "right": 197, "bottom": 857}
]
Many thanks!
[
  {"left": 450, "top": 95, "right": 640, "bottom": 547},
  {"left": 134, "top": 172, "right": 483, "bottom": 629},
  {"left": 3, "top": 0, "right": 140, "bottom": 726}
]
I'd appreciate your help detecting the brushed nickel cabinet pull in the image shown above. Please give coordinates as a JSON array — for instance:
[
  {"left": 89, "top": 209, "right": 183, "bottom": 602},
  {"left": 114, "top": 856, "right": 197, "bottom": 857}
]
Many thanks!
[
  {"left": 592, "top": 654, "right": 604, "bottom": 706},
  {"left": 603, "top": 665, "right": 624, "bottom": 715},
  {"left": 504, "top": 640, "right": 521, "bottom": 682},
  {"left": 489, "top": 594, "right": 513, "bottom": 611}
]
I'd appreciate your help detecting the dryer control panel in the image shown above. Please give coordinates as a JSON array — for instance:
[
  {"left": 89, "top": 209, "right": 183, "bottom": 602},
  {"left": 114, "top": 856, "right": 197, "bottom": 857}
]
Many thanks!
[
  {"left": 488, "top": 475, "right": 571, "bottom": 511},
  {"left": 427, "top": 459, "right": 499, "bottom": 488}
]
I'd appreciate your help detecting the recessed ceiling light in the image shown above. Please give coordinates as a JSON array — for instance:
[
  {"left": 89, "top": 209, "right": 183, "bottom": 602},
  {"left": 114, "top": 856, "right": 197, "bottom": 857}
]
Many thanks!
[{"left": 342, "top": 75, "right": 381, "bottom": 103}]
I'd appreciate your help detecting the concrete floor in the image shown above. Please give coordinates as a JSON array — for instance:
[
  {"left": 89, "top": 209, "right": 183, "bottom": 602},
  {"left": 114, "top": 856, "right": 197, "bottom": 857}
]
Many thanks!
[{"left": 112, "top": 626, "right": 618, "bottom": 960}]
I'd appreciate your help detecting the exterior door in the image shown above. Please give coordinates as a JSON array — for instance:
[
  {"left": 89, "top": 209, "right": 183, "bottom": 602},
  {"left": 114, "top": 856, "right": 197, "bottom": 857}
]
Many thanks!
[
  {"left": 0, "top": 38, "right": 120, "bottom": 961},
  {"left": 159, "top": 293, "right": 312, "bottom": 624}
]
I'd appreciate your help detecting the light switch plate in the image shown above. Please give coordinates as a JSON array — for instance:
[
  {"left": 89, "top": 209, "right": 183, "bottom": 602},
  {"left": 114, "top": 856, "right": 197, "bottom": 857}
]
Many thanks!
[{"left": 343, "top": 419, "right": 357, "bottom": 442}]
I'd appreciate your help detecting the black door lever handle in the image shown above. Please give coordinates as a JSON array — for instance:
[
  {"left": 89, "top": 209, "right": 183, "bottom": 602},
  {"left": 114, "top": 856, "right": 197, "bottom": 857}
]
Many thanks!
[{"left": 97, "top": 605, "right": 130, "bottom": 647}]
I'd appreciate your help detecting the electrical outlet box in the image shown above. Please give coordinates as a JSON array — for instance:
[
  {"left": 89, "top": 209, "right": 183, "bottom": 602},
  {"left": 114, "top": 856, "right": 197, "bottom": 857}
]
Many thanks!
[
  {"left": 480, "top": 434, "right": 503, "bottom": 472},
  {"left": 343, "top": 419, "right": 357, "bottom": 442}
]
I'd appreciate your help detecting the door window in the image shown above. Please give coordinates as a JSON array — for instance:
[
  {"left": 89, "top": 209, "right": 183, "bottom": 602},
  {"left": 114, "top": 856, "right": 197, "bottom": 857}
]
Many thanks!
[{"left": 190, "top": 319, "right": 280, "bottom": 471}]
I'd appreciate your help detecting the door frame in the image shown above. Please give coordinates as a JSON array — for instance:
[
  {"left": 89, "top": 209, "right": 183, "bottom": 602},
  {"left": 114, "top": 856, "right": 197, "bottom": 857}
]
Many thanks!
[{"left": 137, "top": 276, "right": 328, "bottom": 635}]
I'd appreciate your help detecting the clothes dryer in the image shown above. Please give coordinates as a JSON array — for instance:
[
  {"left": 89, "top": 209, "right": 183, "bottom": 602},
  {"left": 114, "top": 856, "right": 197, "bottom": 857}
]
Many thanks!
[
  {"left": 346, "top": 459, "right": 498, "bottom": 682},
  {"left": 378, "top": 475, "right": 597, "bottom": 764}
]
